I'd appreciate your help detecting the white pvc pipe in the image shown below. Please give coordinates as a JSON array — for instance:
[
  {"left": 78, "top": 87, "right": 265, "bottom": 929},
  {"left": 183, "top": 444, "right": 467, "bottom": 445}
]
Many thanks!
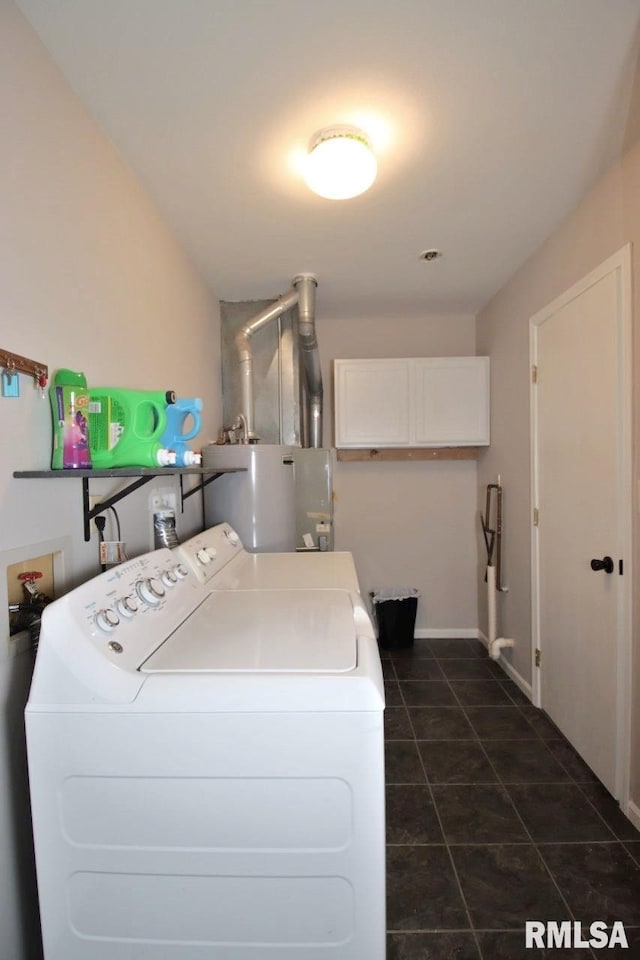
[
  {"left": 487, "top": 564, "right": 497, "bottom": 646},
  {"left": 486, "top": 564, "right": 515, "bottom": 660}
]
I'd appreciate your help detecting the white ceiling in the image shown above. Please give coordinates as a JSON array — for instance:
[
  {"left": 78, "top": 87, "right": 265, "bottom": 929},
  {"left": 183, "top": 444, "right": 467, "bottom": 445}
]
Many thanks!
[{"left": 16, "top": 0, "right": 640, "bottom": 319}]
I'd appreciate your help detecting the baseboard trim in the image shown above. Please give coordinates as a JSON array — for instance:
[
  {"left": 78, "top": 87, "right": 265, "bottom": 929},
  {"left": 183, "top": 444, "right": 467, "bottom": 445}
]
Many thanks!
[
  {"left": 496, "top": 656, "right": 533, "bottom": 701},
  {"left": 474, "top": 634, "right": 638, "bottom": 830},
  {"left": 477, "top": 630, "right": 532, "bottom": 701},
  {"left": 625, "top": 798, "right": 640, "bottom": 831},
  {"left": 415, "top": 628, "right": 533, "bottom": 701}
]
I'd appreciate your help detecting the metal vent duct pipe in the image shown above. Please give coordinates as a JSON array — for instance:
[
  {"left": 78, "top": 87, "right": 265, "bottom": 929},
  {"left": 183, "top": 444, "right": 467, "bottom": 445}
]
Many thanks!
[
  {"left": 234, "top": 274, "right": 322, "bottom": 446},
  {"left": 294, "top": 274, "right": 322, "bottom": 448}
]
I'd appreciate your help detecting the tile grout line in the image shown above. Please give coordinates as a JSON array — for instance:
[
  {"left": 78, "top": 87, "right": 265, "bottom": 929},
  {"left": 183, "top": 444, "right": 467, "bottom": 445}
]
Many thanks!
[
  {"left": 386, "top": 839, "right": 630, "bottom": 847},
  {"left": 625, "top": 844, "right": 640, "bottom": 868},
  {"left": 415, "top": 657, "right": 487, "bottom": 958},
  {"left": 509, "top": 699, "right": 633, "bottom": 846},
  {"left": 444, "top": 659, "right": 600, "bottom": 959},
  {"left": 393, "top": 653, "right": 485, "bottom": 960},
  {"left": 572, "top": 779, "right": 635, "bottom": 844},
  {"left": 386, "top": 648, "right": 640, "bottom": 955}
]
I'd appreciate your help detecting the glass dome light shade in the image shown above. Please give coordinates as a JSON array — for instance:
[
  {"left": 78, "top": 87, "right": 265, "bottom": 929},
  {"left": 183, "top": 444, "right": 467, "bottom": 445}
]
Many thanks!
[{"left": 304, "top": 126, "right": 377, "bottom": 200}]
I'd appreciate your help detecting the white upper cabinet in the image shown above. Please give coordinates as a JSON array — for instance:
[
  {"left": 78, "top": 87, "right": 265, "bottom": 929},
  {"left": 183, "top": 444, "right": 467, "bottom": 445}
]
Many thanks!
[
  {"left": 334, "top": 359, "right": 411, "bottom": 447},
  {"left": 413, "top": 357, "right": 490, "bottom": 445},
  {"left": 334, "top": 357, "right": 490, "bottom": 448}
]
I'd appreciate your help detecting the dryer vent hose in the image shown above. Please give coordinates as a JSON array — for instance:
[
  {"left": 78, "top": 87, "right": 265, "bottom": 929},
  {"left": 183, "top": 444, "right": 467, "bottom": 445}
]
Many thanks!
[{"left": 153, "top": 509, "right": 179, "bottom": 549}]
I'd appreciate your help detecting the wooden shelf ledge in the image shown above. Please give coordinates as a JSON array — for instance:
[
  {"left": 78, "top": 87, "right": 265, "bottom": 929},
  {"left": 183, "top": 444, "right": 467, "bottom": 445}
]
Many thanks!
[{"left": 336, "top": 447, "right": 482, "bottom": 462}]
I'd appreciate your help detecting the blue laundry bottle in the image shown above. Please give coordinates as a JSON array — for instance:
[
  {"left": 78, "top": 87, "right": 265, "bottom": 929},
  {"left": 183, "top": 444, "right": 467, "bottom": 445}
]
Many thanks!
[{"left": 160, "top": 397, "right": 203, "bottom": 466}]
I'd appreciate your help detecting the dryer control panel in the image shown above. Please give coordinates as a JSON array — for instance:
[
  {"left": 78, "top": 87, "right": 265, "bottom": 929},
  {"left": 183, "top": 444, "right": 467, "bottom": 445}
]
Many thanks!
[{"left": 173, "top": 523, "right": 243, "bottom": 585}]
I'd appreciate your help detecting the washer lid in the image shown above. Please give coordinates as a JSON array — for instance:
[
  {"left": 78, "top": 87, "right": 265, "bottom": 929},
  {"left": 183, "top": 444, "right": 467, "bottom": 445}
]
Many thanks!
[{"left": 141, "top": 589, "right": 358, "bottom": 674}]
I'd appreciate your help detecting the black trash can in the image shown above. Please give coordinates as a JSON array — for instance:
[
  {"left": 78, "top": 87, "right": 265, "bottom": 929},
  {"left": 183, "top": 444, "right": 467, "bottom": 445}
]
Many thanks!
[{"left": 371, "top": 588, "right": 420, "bottom": 650}]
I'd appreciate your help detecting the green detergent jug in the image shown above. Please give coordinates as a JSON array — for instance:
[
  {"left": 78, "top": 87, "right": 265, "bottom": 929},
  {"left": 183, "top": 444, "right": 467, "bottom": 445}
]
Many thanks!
[{"left": 88, "top": 388, "right": 177, "bottom": 468}]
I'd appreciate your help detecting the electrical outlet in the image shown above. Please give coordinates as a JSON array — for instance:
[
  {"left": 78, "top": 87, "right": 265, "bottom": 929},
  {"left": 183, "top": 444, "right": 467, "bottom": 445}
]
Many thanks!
[{"left": 89, "top": 496, "right": 103, "bottom": 539}]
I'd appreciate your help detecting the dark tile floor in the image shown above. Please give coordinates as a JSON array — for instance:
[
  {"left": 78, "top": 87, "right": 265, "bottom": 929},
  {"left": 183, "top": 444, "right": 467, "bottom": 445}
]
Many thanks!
[{"left": 382, "top": 637, "right": 640, "bottom": 959}]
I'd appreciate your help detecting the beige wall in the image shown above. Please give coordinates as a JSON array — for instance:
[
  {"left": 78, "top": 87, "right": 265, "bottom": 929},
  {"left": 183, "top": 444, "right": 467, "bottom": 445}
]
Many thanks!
[
  {"left": 477, "top": 139, "right": 639, "bottom": 806},
  {"left": 0, "top": 3, "right": 221, "bottom": 957},
  {"left": 319, "top": 313, "right": 479, "bottom": 633}
]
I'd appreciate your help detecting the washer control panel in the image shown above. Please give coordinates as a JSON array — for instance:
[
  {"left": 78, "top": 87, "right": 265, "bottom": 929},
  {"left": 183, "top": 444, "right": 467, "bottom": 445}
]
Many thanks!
[
  {"left": 34, "top": 527, "right": 246, "bottom": 700},
  {"left": 50, "top": 548, "right": 202, "bottom": 676},
  {"left": 90, "top": 559, "right": 189, "bottom": 635},
  {"left": 174, "top": 523, "right": 243, "bottom": 585}
]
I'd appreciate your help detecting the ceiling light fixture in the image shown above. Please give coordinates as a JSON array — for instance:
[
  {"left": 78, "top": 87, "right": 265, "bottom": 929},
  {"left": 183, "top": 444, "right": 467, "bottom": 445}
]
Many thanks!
[{"left": 304, "top": 125, "right": 377, "bottom": 200}]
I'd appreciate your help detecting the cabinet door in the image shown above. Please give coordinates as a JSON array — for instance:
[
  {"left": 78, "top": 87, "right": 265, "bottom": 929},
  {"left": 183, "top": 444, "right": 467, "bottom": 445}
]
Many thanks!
[
  {"left": 334, "top": 359, "right": 411, "bottom": 447},
  {"left": 413, "top": 357, "right": 490, "bottom": 445}
]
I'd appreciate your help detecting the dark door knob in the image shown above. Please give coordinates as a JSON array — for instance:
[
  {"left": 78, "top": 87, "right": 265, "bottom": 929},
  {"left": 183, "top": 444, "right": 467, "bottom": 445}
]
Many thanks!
[{"left": 590, "top": 556, "right": 614, "bottom": 574}]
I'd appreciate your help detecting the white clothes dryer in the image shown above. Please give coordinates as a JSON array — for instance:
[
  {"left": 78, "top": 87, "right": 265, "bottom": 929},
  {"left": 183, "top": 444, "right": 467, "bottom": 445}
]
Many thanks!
[
  {"left": 174, "top": 522, "right": 361, "bottom": 593},
  {"left": 26, "top": 524, "right": 385, "bottom": 960}
]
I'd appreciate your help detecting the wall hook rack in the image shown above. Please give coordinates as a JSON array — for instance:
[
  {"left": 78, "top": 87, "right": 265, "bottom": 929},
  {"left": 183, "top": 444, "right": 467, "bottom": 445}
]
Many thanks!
[{"left": 0, "top": 348, "right": 48, "bottom": 392}]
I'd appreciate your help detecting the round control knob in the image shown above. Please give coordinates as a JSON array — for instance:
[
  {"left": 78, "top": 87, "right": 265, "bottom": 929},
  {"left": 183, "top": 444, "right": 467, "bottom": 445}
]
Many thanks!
[
  {"left": 95, "top": 608, "right": 120, "bottom": 633},
  {"left": 225, "top": 529, "right": 240, "bottom": 546},
  {"left": 206, "top": 546, "right": 217, "bottom": 561},
  {"left": 196, "top": 548, "right": 212, "bottom": 565},
  {"left": 116, "top": 595, "right": 139, "bottom": 618},
  {"left": 161, "top": 569, "right": 178, "bottom": 587},
  {"left": 173, "top": 563, "right": 188, "bottom": 580},
  {"left": 136, "top": 577, "right": 166, "bottom": 606}
]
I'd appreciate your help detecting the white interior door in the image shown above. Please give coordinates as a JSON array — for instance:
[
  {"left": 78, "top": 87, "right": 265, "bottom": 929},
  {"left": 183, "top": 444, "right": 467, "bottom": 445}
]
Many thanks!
[{"left": 531, "top": 247, "right": 631, "bottom": 801}]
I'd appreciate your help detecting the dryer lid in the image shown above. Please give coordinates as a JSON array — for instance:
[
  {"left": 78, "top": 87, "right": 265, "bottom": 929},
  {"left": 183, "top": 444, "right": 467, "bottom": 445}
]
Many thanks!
[{"left": 141, "top": 589, "right": 358, "bottom": 674}]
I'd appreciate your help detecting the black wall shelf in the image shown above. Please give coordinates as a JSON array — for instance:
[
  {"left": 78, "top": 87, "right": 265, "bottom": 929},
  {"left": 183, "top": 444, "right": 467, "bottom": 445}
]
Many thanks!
[{"left": 13, "top": 467, "right": 246, "bottom": 542}]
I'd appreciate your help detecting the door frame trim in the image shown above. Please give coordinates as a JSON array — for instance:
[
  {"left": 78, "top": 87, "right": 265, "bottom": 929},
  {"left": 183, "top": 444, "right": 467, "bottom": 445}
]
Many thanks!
[{"left": 529, "top": 244, "right": 633, "bottom": 808}]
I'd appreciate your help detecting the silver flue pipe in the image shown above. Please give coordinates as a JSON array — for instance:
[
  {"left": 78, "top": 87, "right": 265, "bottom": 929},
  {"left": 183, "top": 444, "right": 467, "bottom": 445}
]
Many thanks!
[
  {"left": 234, "top": 274, "right": 322, "bottom": 446},
  {"left": 293, "top": 274, "right": 322, "bottom": 448},
  {"left": 235, "top": 287, "right": 300, "bottom": 441}
]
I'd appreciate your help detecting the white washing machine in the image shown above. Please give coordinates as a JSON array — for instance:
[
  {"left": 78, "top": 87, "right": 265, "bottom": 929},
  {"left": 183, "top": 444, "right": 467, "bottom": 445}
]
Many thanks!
[{"left": 26, "top": 524, "right": 385, "bottom": 960}]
